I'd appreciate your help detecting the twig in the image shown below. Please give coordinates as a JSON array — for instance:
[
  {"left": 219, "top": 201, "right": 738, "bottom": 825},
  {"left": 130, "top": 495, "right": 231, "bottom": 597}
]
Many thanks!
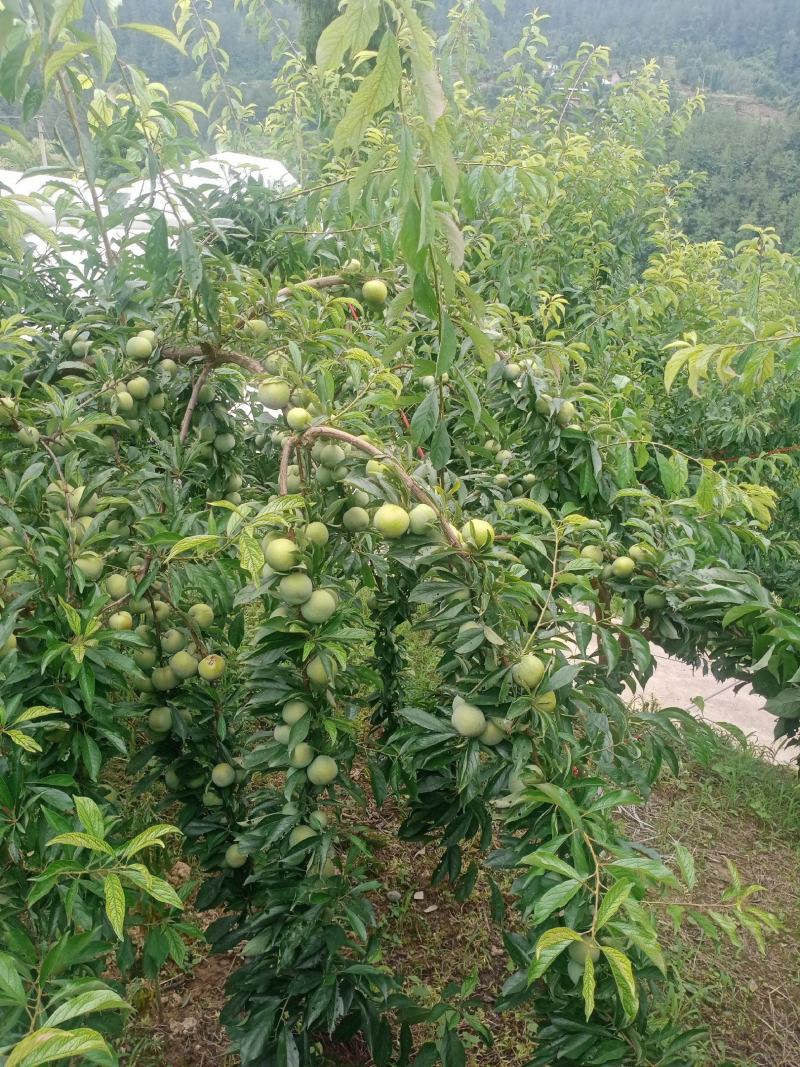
[
  {"left": 278, "top": 426, "right": 464, "bottom": 552},
  {"left": 179, "top": 366, "right": 210, "bottom": 443},
  {"left": 161, "top": 346, "right": 265, "bottom": 376},
  {"left": 276, "top": 274, "right": 345, "bottom": 299},
  {"left": 55, "top": 70, "right": 115, "bottom": 269}
]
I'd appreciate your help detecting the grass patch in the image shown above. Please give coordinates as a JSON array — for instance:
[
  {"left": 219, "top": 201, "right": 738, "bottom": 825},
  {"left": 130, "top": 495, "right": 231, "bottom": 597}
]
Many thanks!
[{"left": 627, "top": 723, "right": 800, "bottom": 1067}]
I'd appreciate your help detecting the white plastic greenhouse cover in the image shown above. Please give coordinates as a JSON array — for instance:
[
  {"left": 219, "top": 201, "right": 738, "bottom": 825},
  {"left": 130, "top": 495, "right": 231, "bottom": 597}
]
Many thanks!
[{"left": 0, "top": 152, "right": 297, "bottom": 246}]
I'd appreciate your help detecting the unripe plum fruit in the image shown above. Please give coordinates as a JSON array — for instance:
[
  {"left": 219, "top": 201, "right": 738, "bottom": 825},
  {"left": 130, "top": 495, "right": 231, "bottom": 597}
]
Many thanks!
[
  {"left": 373, "top": 503, "right": 410, "bottom": 538},
  {"left": 451, "top": 703, "right": 486, "bottom": 737},
  {"left": 198, "top": 654, "right": 226, "bottom": 681}
]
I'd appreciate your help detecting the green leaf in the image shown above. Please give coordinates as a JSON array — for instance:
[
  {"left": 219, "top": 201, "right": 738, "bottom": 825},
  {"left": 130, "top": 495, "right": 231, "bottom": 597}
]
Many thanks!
[
  {"left": 582, "top": 954, "right": 596, "bottom": 1019},
  {"left": 119, "top": 23, "right": 186, "bottom": 53},
  {"left": 94, "top": 17, "right": 117, "bottom": 80},
  {"left": 461, "top": 319, "right": 494, "bottom": 368},
  {"left": 6, "top": 729, "right": 42, "bottom": 752},
  {"left": 46, "top": 987, "right": 126, "bottom": 1026},
  {"left": 399, "top": 706, "right": 450, "bottom": 733},
  {"left": 532, "top": 878, "right": 582, "bottom": 924},
  {"left": 103, "top": 874, "right": 126, "bottom": 940},
  {"left": 44, "top": 42, "right": 94, "bottom": 89},
  {"left": 276, "top": 1024, "right": 300, "bottom": 1067},
  {"left": 316, "top": 0, "right": 380, "bottom": 70},
  {"left": 595, "top": 879, "right": 634, "bottom": 931},
  {"left": 48, "top": 0, "right": 85, "bottom": 43},
  {"left": 520, "top": 850, "right": 582, "bottom": 880},
  {"left": 529, "top": 926, "right": 582, "bottom": 980},
  {"left": 13, "top": 705, "right": 61, "bottom": 724},
  {"left": 167, "top": 534, "right": 223, "bottom": 560},
  {"left": 333, "top": 32, "right": 402, "bottom": 153},
  {"left": 74, "top": 796, "right": 104, "bottom": 840},
  {"left": 436, "top": 313, "right": 457, "bottom": 376},
  {"left": 58, "top": 596, "right": 82, "bottom": 636},
  {"left": 145, "top": 213, "right": 170, "bottom": 278},
  {"left": 600, "top": 945, "right": 639, "bottom": 1018},
  {"left": 141, "top": 875, "right": 184, "bottom": 910},
  {"left": 47, "top": 831, "right": 114, "bottom": 856},
  {"left": 436, "top": 210, "right": 463, "bottom": 266},
  {"left": 410, "top": 389, "right": 439, "bottom": 444},
  {"left": 673, "top": 844, "right": 696, "bottom": 891},
  {"left": 179, "top": 226, "right": 203, "bottom": 294},
  {"left": 663, "top": 347, "right": 690, "bottom": 392},
  {"left": 119, "top": 823, "right": 181, "bottom": 859},
  {"left": 429, "top": 422, "right": 451, "bottom": 469},
  {"left": 0, "top": 952, "right": 26, "bottom": 1005},
  {"left": 6, "top": 1027, "right": 110, "bottom": 1067},
  {"left": 238, "top": 531, "right": 264, "bottom": 584}
]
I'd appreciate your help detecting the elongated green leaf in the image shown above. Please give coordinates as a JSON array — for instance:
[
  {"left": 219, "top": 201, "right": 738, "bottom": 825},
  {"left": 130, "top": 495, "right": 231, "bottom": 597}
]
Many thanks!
[
  {"left": 673, "top": 843, "right": 696, "bottom": 891},
  {"left": 46, "top": 987, "right": 126, "bottom": 1026},
  {"left": 410, "top": 388, "right": 439, "bottom": 444},
  {"left": 167, "top": 534, "right": 223, "bottom": 560},
  {"left": 529, "top": 926, "right": 582, "bottom": 981},
  {"left": 334, "top": 32, "right": 402, "bottom": 153},
  {"left": 119, "top": 823, "right": 181, "bottom": 859},
  {"left": 6, "top": 729, "right": 41, "bottom": 752},
  {"left": 47, "top": 832, "right": 114, "bottom": 856},
  {"left": 663, "top": 347, "right": 690, "bottom": 392},
  {"left": 141, "top": 875, "right": 183, "bottom": 910},
  {"left": 57, "top": 596, "right": 81, "bottom": 636},
  {"left": 94, "top": 18, "right": 117, "bottom": 80},
  {"left": 582, "top": 954, "right": 596, "bottom": 1019},
  {"left": 533, "top": 878, "right": 582, "bottom": 924},
  {"left": 48, "top": 0, "right": 85, "bottom": 43},
  {"left": 595, "top": 879, "right": 633, "bottom": 930},
  {"left": 103, "top": 874, "right": 125, "bottom": 939},
  {"left": 6, "top": 1027, "right": 110, "bottom": 1067},
  {"left": 601, "top": 944, "right": 639, "bottom": 1018},
  {"left": 13, "top": 705, "right": 61, "bottom": 724},
  {"left": 119, "top": 23, "right": 186, "bottom": 53},
  {"left": 0, "top": 952, "right": 26, "bottom": 1005},
  {"left": 238, "top": 531, "right": 264, "bottom": 584},
  {"left": 44, "top": 43, "right": 93, "bottom": 88},
  {"left": 74, "top": 796, "right": 104, "bottom": 840},
  {"left": 316, "top": 0, "right": 380, "bottom": 70},
  {"left": 520, "top": 850, "right": 582, "bottom": 880}
]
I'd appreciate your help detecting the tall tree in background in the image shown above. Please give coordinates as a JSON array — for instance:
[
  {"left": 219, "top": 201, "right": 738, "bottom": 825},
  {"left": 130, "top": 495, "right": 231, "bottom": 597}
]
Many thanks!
[{"left": 297, "top": 0, "right": 338, "bottom": 60}]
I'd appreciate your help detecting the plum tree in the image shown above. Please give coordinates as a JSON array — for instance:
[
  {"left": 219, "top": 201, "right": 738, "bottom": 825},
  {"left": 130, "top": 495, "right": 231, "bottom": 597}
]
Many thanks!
[{"left": 0, "top": 3, "right": 792, "bottom": 1066}]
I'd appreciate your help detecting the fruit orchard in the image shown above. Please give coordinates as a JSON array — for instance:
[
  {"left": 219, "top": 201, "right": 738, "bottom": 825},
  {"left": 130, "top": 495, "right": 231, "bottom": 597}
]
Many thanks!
[{"left": 1, "top": 3, "right": 799, "bottom": 1066}]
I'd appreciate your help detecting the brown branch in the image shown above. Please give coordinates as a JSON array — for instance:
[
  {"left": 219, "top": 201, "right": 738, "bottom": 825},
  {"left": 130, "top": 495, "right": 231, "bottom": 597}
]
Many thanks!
[
  {"left": 279, "top": 426, "right": 464, "bottom": 552},
  {"left": 161, "top": 346, "right": 266, "bottom": 376},
  {"left": 276, "top": 275, "right": 346, "bottom": 299},
  {"left": 179, "top": 366, "right": 210, "bottom": 443}
]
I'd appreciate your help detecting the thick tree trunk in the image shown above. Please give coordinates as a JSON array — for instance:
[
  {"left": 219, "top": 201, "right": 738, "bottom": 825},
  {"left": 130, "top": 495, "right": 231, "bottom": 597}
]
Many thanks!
[{"left": 297, "top": 0, "right": 339, "bottom": 61}]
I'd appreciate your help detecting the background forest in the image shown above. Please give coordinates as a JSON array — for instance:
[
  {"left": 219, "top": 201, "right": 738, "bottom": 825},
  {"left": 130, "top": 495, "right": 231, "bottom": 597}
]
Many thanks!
[{"left": 5, "top": 0, "right": 797, "bottom": 248}]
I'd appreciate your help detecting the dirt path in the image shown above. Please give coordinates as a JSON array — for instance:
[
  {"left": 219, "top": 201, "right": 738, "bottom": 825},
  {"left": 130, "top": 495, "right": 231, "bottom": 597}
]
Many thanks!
[{"left": 636, "top": 646, "right": 796, "bottom": 764}]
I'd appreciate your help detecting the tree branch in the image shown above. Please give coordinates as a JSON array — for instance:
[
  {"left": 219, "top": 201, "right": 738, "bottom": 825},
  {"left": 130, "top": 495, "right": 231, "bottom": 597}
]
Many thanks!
[
  {"left": 279, "top": 425, "right": 464, "bottom": 551},
  {"left": 179, "top": 366, "right": 210, "bottom": 443},
  {"left": 276, "top": 274, "right": 345, "bottom": 299}
]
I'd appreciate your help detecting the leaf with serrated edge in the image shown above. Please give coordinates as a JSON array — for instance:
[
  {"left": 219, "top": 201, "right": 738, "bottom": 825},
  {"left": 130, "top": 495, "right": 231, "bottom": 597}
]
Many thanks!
[
  {"left": 595, "top": 879, "right": 634, "bottom": 930},
  {"left": 103, "top": 874, "right": 126, "bottom": 940},
  {"left": 46, "top": 987, "right": 126, "bottom": 1026},
  {"left": 6, "top": 1027, "right": 110, "bottom": 1067},
  {"left": 601, "top": 944, "right": 639, "bottom": 1018},
  {"left": 48, "top": 832, "right": 114, "bottom": 856},
  {"left": 582, "top": 954, "right": 596, "bottom": 1019},
  {"left": 119, "top": 823, "right": 181, "bottom": 859}
]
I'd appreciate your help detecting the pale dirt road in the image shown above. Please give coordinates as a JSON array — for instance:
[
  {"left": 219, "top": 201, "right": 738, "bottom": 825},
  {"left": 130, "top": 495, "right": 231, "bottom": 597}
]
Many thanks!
[{"left": 635, "top": 647, "right": 797, "bottom": 765}]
